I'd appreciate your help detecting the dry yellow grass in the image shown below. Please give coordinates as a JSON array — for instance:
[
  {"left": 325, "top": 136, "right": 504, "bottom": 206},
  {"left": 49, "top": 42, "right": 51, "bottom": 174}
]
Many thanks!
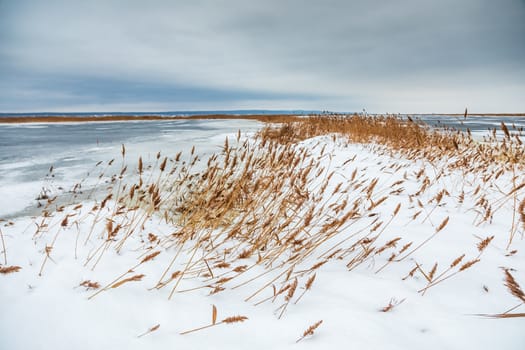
[
  {"left": 0, "top": 265, "right": 22, "bottom": 274},
  {"left": 296, "top": 320, "right": 323, "bottom": 343},
  {"left": 258, "top": 115, "right": 525, "bottom": 169},
  {"left": 22, "top": 113, "right": 525, "bottom": 329}
]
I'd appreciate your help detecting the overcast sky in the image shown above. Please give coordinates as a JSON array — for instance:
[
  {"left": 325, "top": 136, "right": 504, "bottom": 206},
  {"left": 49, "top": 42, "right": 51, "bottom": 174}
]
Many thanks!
[{"left": 1, "top": 0, "right": 524, "bottom": 113}]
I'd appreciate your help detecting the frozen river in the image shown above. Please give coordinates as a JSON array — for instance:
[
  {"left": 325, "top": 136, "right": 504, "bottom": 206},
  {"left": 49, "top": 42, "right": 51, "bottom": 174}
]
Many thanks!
[
  {"left": 415, "top": 114, "right": 525, "bottom": 138},
  {"left": 0, "top": 118, "right": 261, "bottom": 218}
]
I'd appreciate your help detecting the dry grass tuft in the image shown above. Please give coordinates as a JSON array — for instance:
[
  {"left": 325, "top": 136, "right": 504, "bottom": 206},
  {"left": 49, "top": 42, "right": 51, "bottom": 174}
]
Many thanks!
[
  {"left": 0, "top": 265, "right": 22, "bottom": 274},
  {"left": 259, "top": 114, "right": 525, "bottom": 168},
  {"left": 19, "top": 113, "right": 525, "bottom": 333},
  {"left": 503, "top": 269, "right": 525, "bottom": 303},
  {"left": 111, "top": 274, "right": 145, "bottom": 289},
  {"left": 381, "top": 297, "right": 406, "bottom": 312},
  {"left": 480, "top": 269, "right": 525, "bottom": 318},
  {"left": 141, "top": 251, "right": 161, "bottom": 264},
  {"left": 477, "top": 236, "right": 494, "bottom": 252},
  {"left": 435, "top": 217, "right": 449, "bottom": 233},
  {"left": 459, "top": 259, "right": 480, "bottom": 272},
  {"left": 212, "top": 305, "right": 217, "bottom": 325},
  {"left": 180, "top": 314, "right": 248, "bottom": 335},
  {"left": 519, "top": 198, "right": 525, "bottom": 231},
  {"left": 296, "top": 320, "right": 323, "bottom": 343},
  {"left": 79, "top": 280, "right": 101, "bottom": 290},
  {"left": 221, "top": 315, "right": 248, "bottom": 324}
]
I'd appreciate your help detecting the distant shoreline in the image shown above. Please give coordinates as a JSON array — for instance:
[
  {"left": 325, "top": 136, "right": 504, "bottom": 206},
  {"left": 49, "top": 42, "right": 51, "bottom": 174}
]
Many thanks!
[
  {"left": 0, "top": 114, "right": 302, "bottom": 124},
  {"left": 423, "top": 113, "right": 525, "bottom": 117},
  {"left": 0, "top": 112, "right": 523, "bottom": 124}
]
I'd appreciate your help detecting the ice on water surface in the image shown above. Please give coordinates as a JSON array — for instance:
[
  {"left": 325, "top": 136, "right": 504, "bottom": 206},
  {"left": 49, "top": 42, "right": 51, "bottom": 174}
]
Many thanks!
[{"left": 0, "top": 119, "right": 261, "bottom": 218}]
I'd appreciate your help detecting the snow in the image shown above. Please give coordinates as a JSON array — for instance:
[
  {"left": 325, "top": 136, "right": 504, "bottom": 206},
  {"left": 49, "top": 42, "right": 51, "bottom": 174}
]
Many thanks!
[{"left": 1, "top": 121, "right": 524, "bottom": 349}]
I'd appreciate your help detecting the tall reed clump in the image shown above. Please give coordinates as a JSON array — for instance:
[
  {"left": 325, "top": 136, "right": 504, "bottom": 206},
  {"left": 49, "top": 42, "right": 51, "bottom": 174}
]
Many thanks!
[
  {"left": 258, "top": 114, "right": 525, "bottom": 170},
  {"left": 31, "top": 127, "right": 408, "bottom": 309},
  {"left": 24, "top": 113, "right": 524, "bottom": 331}
]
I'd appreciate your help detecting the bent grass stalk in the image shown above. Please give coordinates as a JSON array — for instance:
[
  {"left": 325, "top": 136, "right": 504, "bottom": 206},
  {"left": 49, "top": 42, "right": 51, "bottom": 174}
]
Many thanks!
[
  {"left": 180, "top": 313, "right": 248, "bottom": 335},
  {"left": 296, "top": 320, "right": 323, "bottom": 343},
  {"left": 0, "top": 228, "right": 6, "bottom": 265}
]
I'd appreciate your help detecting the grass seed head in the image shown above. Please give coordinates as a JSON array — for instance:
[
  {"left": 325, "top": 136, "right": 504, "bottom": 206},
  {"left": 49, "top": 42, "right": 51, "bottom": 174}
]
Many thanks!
[
  {"left": 477, "top": 236, "right": 494, "bottom": 252},
  {"left": 111, "top": 274, "right": 145, "bottom": 289},
  {"left": 141, "top": 251, "right": 161, "bottom": 264},
  {"left": 435, "top": 216, "right": 449, "bottom": 233},
  {"left": 503, "top": 269, "right": 525, "bottom": 303},
  {"left": 297, "top": 320, "right": 323, "bottom": 343},
  {"left": 221, "top": 315, "right": 248, "bottom": 324},
  {"left": 0, "top": 265, "right": 22, "bottom": 274},
  {"left": 459, "top": 259, "right": 480, "bottom": 271}
]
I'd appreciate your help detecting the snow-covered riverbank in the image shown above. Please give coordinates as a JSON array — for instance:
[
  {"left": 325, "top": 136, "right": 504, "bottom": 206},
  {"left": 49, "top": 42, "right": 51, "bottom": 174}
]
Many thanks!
[{"left": 1, "top": 118, "right": 524, "bottom": 349}]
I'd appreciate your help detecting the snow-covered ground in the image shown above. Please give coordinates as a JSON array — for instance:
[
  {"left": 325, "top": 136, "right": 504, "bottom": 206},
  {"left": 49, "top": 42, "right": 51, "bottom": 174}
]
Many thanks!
[{"left": 1, "top": 119, "right": 524, "bottom": 349}]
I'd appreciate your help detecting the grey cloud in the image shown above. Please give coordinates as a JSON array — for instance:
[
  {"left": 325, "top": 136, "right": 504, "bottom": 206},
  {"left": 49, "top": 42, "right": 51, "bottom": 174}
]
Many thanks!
[
  {"left": 222, "top": 1, "right": 525, "bottom": 77},
  {"left": 0, "top": 68, "right": 320, "bottom": 112},
  {"left": 0, "top": 0, "right": 524, "bottom": 112}
]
